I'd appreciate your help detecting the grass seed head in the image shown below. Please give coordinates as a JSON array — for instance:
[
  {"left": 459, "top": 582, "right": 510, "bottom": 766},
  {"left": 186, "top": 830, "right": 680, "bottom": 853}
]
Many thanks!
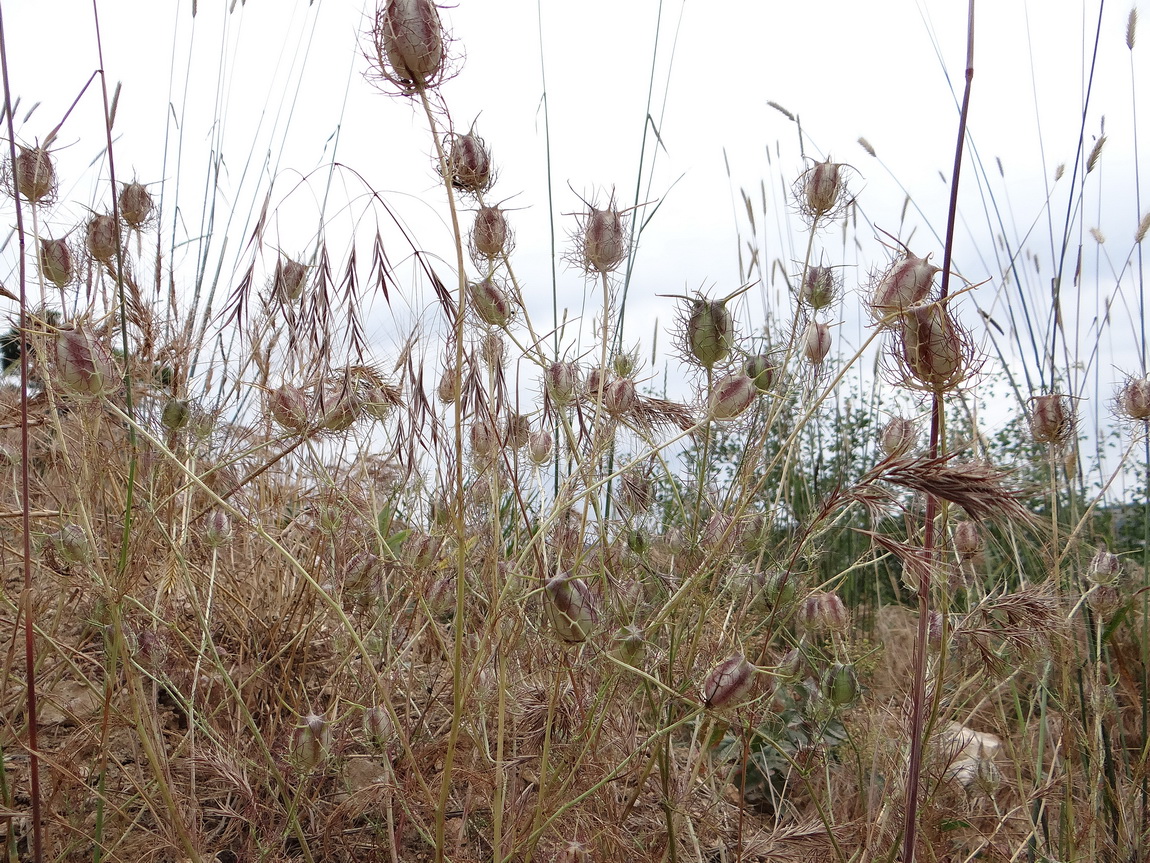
[
  {"left": 702, "top": 652, "right": 755, "bottom": 709},
  {"left": 118, "top": 181, "right": 154, "bottom": 229},
  {"left": 11, "top": 146, "right": 56, "bottom": 203},
  {"left": 38, "top": 237, "right": 74, "bottom": 287}
]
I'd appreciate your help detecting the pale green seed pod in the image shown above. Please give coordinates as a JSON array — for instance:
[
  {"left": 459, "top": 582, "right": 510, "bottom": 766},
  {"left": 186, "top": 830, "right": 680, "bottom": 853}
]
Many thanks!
[{"left": 686, "top": 299, "right": 734, "bottom": 368}]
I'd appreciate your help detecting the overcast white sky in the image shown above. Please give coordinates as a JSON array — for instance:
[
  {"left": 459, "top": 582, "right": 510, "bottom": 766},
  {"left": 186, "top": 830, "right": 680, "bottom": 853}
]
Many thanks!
[{"left": 2, "top": 0, "right": 1147, "bottom": 479}]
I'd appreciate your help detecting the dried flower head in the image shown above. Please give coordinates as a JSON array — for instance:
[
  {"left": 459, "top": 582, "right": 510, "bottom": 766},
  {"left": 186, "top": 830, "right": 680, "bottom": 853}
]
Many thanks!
[
  {"left": 579, "top": 202, "right": 628, "bottom": 273},
  {"left": 445, "top": 131, "right": 493, "bottom": 194},
  {"left": 118, "top": 181, "right": 154, "bottom": 229},
  {"left": 370, "top": 0, "right": 447, "bottom": 92},
  {"left": 683, "top": 297, "right": 735, "bottom": 368},
  {"left": 872, "top": 251, "right": 939, "bottom": 317},
  {"left": 204, "top": 510, "right": 233, "bottom": 547},
  {"left": 85, "top": 214, "right": 120, "bottom": 264},
  {"left": 10, "top": 146, "right": 56, "bottom": 203},
  {"left": 702, "top": 652, "right": 756, "bottom": 709},
  {"left": 38, "top": 238, "right": 74, "bottom": 288},
  {"left": 1028, "top": 393, "right": 1074, "bottom": 445},
  {"left": 275, "top": 259, "right": 308, "bottom": 302},
  {"left": 1117, "top": 377, "right": 1150, "bottom": 422},
  {"left": 470, "top": 204, "right": 511, "bottom": 260},
  {"left": 362, "top": 705, "right": 393, "bottom": 750}
]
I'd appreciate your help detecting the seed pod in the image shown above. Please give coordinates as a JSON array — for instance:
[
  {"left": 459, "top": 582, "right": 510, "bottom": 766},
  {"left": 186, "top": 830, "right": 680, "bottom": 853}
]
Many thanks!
[
  {"left": 316, "top": 385, "right": 362, "bottom": 431},
  {"left": 627, "top": 527, "right": 649, "bottom": 554},
  {"left": 275, "top": 259, "right": 307, "bottom": 302},
  {"left": 363, "top": 705, "right": 393, "bottom": 751},
  {"left": 556, "top": 842, "right": 592, "bottom": 863},
  {"left": 118, "top": 181, "right": 154, "bottom": 229},
  {"left": 873, "top": 252, "right": 938, "bottom": 315},
  {"left": 269, "top": 385, "right": 310, "bottom": 432},
  {"left": 204, "top": 511, "right": 233, "bottom": 547},
  {"left": 1087, "top": 583, "right": 1122, "bottom": 618},
  {"left": 702, "top": 652, "right": 755, "bottom": 709},
  {"left": 1088, "top": 549, "right": 1122, "bottom": 585},
  {"left": 374, "top": 0, "right": 445, "bottom": 89},
  {"left": 528, "top": 428, "right": 553, "bottom": 465},
  {"left": 437, "top": 364, "right": 460, "bottom": 404},
  {"left": 802, "top": 321, "right": 832, "bottom": 364},
  {"left": 900, "top": 302, "right": 964, "bottom": 390},
  {"left": 38, "top": 238, "right": 73, "bottom": 288},
  {"left": 470, "top": 420, "right": 500, "bottom": 459},
  {"left": 819, "top": 591, "right": 850, "bottom": 632},
  {"left": 617, "top": 468, "right": 653, "bottom": 514},
  {"left": 758, "top": 570, "right": 796, "bottom": 611},
  {"left": 685, "top": 298, "right": 734, "bottom": 368},
  {"left": 927, "top": 610, "right": 945, "bottom": 650},
  {"left": 744, "top": 353, "right": 776, "bottom": 392},
  {"left": 51, "top": 523, "right": 93, "bottom": 566},
  {"left": 292, "top": 713, "right": 332, "bottom": 771},
  {"left": 503, "top": 413, "right": 530, "bottom": 449},
  {"left": 544, "top": 572, "right": 598, "bottom": 643},
  {"left": 821, "top": 663, "right": 859, "bottom": 706},
  {"left": 545, "top": 361, "right": 580, "bottom": 405},
  {"left": 709, "top": 373, "right": 757, "bottom": 420},
  {"left": 446, "top": 132, "right": 492, "bottom": 194},
  {"left": 952, "top": 521, "right": 984, "bottom": 559},
  {"left": 603, "top": 377, "right": 637, "bottom": 416},
  {"left": 85, "top": 214, "right": 119, "bottom": 264},
  {"left": 803, "top": 158, "right": 845, "bottom": 218},
  {"left": 581, "top": 205, "right": 627, "bottom": 273},
  {"left": 1029, "top": 393, "right": 1074, "bottom": 444},
  {"left": 612, "top": 349, "right": 639, "bottom": 379},
  {"left": 879, "top": 416, "right": 919, "bottom": 458},
  {"left": 610, "top": 624, "right": 646, "bottom": 666},
  {"left": 471, "top": 205, "right": 510, "bottom": 258},
  {"left": 161, "top": 398, "right": 190, "bottom": 431},
  {"left": 469, "top": 277, "right": 513, "bottom": 326},
  {"left": 1118, "top": 378, "right": 1150, "bottom": 421},
  {"left": 54, "top": 323, "right": 115, "bottom": 395},
  {"left": 801, "top": 265, "right": 838, "bottom": 309},
  {"left": 12, "top": 146, "right": 55, "bottom": 203}
]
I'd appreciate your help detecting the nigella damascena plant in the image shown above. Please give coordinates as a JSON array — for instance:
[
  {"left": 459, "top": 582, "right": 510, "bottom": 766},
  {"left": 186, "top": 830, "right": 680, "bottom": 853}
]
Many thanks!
[
  {"left": 702, "top": 652, "right": 756, "bottom": 709},
  {"left": 744, "top": 353, "right": 776, "bottom": 393},
  {"left": 871, "top": 251, "right": 939, "bottom": 318},
  {"left": 54, "top": 323, "right": 116, "bottom": 396},
  {"left": 1087, "top": 549, "right": 1123, "bottom": 586},
  {"left": 579, "top": 201, "right": 628, "bottom": 274},
  {"left": 527, "top": 428, "right": 553, "bottom": 465},
  {"left": 1117, "top": 377, "right": 1150, "bottom": 422},
  {"left": 445, "top": 131, "right": 493, "bottom": 195},
  {"left": 898, "top": 301, "right": 968, "bottom": 392},
  {"left": 799, "top": 157, "right": 849, "bottom": 221},
  {"left": 801, "top": 265, "right": 839, "bottom": 310},
  {"left": 291, "top": 713, "right": 332, "bottom": 771},
  {"left": 1028, "top": 393, "right": 1075, "bottom": 445},
  {"left": 85, "top": 214, "right": 120, "bottom": 265},
  {"left": 802, "top": 321, "right": 832, "bottom": 365},
  {"left": 544, "top": 572, "right": 599, "bottom": 643},
  {"left": 370, "top": 0, "right": 447, "bottom": 92},
  {"left": 268, "top": 385, "right": 310, "bottom": 433},
  {"left": 118, "top": 181, "right": 154, "bottom": 230},
  {"left": 709, "top": 373, "right": 757, "bottom": 420},
  {"left": 603, "top": 377, "right": 637, "bottom": 416},
  {"left": 684, "top": 297, "right": 735, "bottom": 368},
  {"left": 38, "top": 237, "right": 74, "bottom": 289},
  {"left": 469, "top": 277, "right": 514, "bottom": 327},
  {"left": 952, "top": 521, "right": 985, "bottom": 560},
  {"left": 10, "top": 145, "right": 56, "bottom": 204},
  {"left": 470, "top": 204, "right": 511, "bottom": 261},
  {"left": 879, "top": 416, "right": 920, "bottom": 458},
  {"left": 203, "top": 511, "right": 233, "bottom": 548},
  {"left": 275, "top": 259, "right": 308, "bottom": 303},
  {"left": 820, "top": 663, "right": 859, "bottom": 707},
  {"left": 544, "top": 360, "right": 580, "bottom": 406}
]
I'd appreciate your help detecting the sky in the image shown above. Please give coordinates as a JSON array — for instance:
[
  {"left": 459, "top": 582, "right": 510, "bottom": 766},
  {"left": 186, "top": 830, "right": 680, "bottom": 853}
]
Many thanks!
[{"left": 1, "top": 0, "right": 1147, "bottom": 488}]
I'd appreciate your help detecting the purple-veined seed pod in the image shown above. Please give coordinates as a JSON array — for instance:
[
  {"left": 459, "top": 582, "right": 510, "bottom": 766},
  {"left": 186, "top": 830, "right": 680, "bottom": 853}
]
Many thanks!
[
  {"left": 118, "top": 181, "right": 154, "bottom": 229},
  {"left": 759, "top": 570, "right": 796, "bottom": 611},
  {"left": 797, "top": 592, "right": 824, "bottom": 630},
  {"left": 582, "top": 204, "right": 627, "bottom": 273},
  {"left": 345, "top": 551, "right": 381, "bottom": 596},
  {"left": 375, "top": 0, "right": 446, "bottom": 89},
  {"left": 446, "top": 132, "right": 492, "bottom": 194},
  {"left": 821, "top": 663, "right": 859, "bottom": 706},
  {"left": 544, "top": 572, "right": 598, "bottom": 643},
  {"left": 1029, "top": 393, "right": 1074, "bottom": 444},
  {"left": 437, "top": 363, "right": 460, "bottom": 404},
  {"left": 556, "top": 841, "right": 592, "bottom": 863},
  {"left": 269, "top": 385, "right": 310, "bottom": 432},
  {"left": 1118, "top": 378, "right": 1150, "bottom": 421},
  {"left": 315, "top": 385, "right": 362, "bottom": 431},
  {"left": 292, "top": 712, "right": 332, "bottom": 771},
  {"left": 879, "top": 416, "right": 919, "bottom": 458},
  {"left": 744, "top": 353, "right": 776, "bottom": 393},
  {"left": 801, "top": 265, "right": 838, "bottom": 310},
  {"left": 471, "top": 205, "right": 510, "bottom": 258},
  {"left": 702, "top": 511, "right": 737, "bottom": 549},
  {"left": 503, "top": 413, "right": 530, "bottom": 449},
  {"left": 604, "top": 377, "right": 637, "bottom": 416},
  {"left": 900, "top": 302, "right": 964, "bottom": 391},
  {"left": 204, "top": 510, "right": 233, "bottom": 547},
  {"left": 12, "top": 146, "right": 55, "bottom": 203},
  {"left": 363, "top": 704, "right": 393, "bottom": 750},
  {"left": 872, "top": 252, "right": 939, "bottom": 315},
  {"left": 803, "top": 158, "right": 845, "bottom": 217},
  {"left": 686, "top": 298, "right": 734, "bottom": 368},
  {"left": 1088, "top": 549, "right": 1122, "bottom": 585},
  {"left": 545, "top": 360, "right": 580, "bottom": 406},
  {"left": 527, "top": 428, "right": 553, "bottom": 465},
  {"left": 952, "top": 521, "right": 984, "bottom": 559},
  {"left": 927, "top": 610, "right": 945, "bottom": 650},
  {"left": 709, "top": 373, "right": 757, "bottom": 420},
  {"left": 54, "top": 323, "right": 116, "bottom": 396},
  {"left": 818, "top": 591, "right": 849, "bottom": 632},
  {"left": 469, "top": 277, "right": 514, "bottom": 327},
  {"left": 275, "top": 259, "right": 307, "bottom": 302},
  {"left": 802, "top": 321, "right": 832, "bottom": 364},
  {"left": 610, "top": 624, "right": 646, "bottom": 666},
  {"left": 1087, "top": 583, "right": 1122, "bottom": 618},
  {"left": 470, "top": 420, "right": 500, "bottom": 459},
  {"left": 85, "top": 214, "right": 119, "bottom": 264},
  {"left": 612, "top": 349, "right": 639, "bottom": 379},
  {"left": 38, "top": 238, "right": 73, "bottom": 288},
  {"left": 702, "top": 652, "right": 755, "bottom": 709}
]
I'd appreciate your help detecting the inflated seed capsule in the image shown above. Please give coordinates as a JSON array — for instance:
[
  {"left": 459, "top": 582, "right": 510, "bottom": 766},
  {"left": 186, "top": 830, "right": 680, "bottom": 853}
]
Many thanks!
[
  {"left": 686, "top": 298, "right": 734, "bottom": 368},
  {"left": 702, "top": 652, "right": 755, "bottom": 709}
]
